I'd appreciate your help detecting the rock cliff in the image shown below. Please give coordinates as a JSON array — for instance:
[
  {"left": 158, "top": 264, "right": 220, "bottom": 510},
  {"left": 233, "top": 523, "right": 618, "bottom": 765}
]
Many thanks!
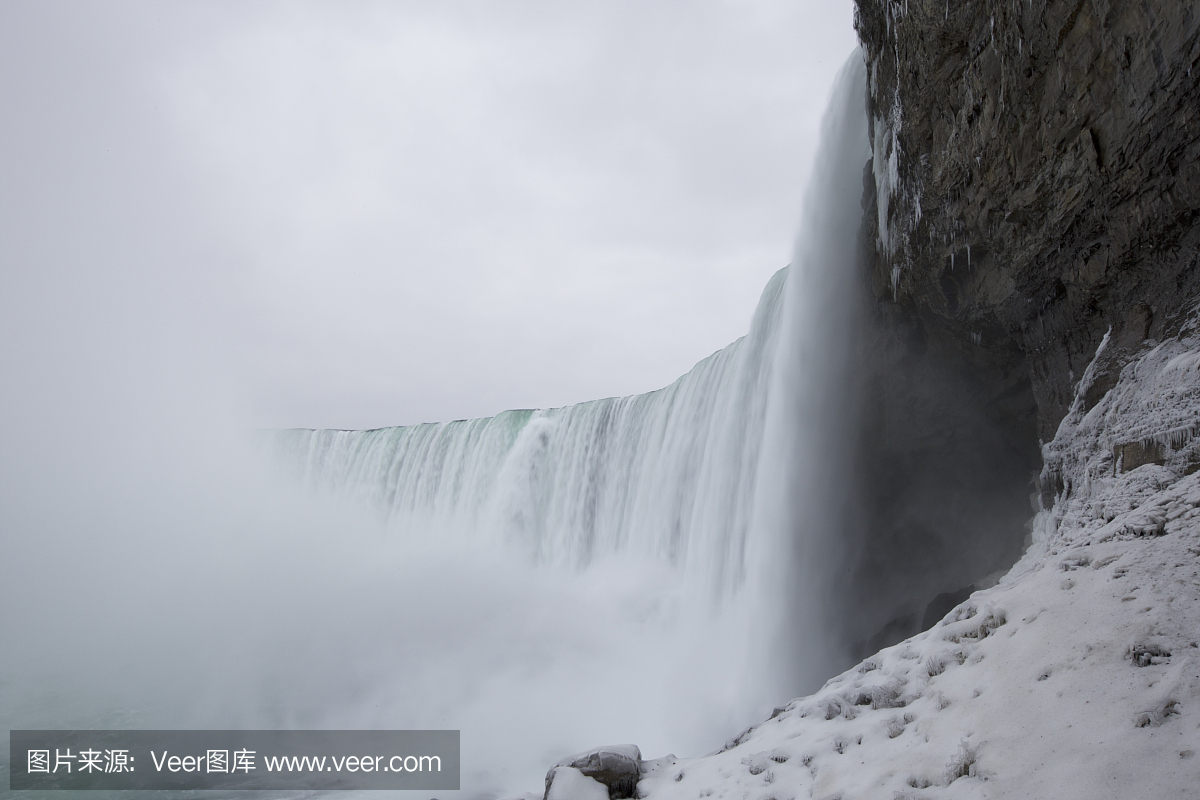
[
  {"left": 857, "top": 0, "right": 1200, "bottom": 437},
  {"left": 837, "top": 0, "right": 1200, "bottom": 659}
]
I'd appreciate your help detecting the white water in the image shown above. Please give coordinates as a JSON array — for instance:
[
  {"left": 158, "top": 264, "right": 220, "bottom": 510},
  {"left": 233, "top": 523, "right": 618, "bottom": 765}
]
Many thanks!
[{"left": 0, "top": 52, "right": 869, "bottom": 800}]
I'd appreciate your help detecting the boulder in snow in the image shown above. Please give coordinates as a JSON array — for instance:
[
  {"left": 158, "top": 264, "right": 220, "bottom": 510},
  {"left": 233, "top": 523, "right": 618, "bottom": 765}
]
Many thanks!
[{"left": 544, "top": 744, "right": 642, "bottom": 800}]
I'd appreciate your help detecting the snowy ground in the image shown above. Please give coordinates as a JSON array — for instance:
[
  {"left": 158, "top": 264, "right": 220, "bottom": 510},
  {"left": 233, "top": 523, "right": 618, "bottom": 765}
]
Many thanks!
[{"left": 627, "top": 320, "right": 1200, "bottom": 799}]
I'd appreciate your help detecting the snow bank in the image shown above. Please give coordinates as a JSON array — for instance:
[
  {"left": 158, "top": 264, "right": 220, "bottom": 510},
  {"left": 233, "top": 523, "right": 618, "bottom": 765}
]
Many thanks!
[{"left": 632, "top": 320, "right": 1200, "bottom": 799}]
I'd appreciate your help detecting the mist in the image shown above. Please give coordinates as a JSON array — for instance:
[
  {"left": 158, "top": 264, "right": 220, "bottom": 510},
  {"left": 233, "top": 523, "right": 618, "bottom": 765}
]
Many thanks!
[{"left": 1, "top": 2, "right": 861, "bottom": 797}]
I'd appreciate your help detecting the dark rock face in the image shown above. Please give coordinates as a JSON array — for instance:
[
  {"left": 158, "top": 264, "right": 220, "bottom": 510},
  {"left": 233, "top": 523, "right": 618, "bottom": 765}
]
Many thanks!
[
  {"left": 836, "top": 0, "right": 1200, "bottom": 657},
  {"left": 856, "top": 0, "right": 1200, "bottom": 438}
]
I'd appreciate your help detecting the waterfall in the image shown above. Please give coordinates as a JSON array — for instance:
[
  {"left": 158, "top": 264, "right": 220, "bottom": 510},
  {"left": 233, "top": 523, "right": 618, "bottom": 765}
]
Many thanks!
[
  {"left": 274, "top": 266, "right": 786, "bottom": 601},
  {"left": 264, "top": 49, "right": 870, "bottom": 794},
  {"left": 751, "top": 52, "right": 871, "bottom": 695},
  {"left": 277, "top": 48, "right": 869, "bottom": 679}
]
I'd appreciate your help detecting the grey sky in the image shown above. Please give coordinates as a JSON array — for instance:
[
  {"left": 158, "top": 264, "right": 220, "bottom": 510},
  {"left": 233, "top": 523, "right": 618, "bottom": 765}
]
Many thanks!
[{"left": 1, "top": 0, "right": 858, "bottom": 431}]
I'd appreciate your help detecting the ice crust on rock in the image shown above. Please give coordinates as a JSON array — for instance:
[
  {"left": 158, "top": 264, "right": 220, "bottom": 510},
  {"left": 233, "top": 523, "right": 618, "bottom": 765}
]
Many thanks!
[{"left": 627, "top": 319, "right": 1200, "bottom": 799}]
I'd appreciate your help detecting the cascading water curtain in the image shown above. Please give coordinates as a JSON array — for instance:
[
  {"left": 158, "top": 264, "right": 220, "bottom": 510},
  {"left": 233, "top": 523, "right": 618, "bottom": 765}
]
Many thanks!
[
  {"left": 275, "top": 265, "right": 788, "bottom": 603},
  {"left": 746, "top": 51, "right": 871, "bottom": 703}
]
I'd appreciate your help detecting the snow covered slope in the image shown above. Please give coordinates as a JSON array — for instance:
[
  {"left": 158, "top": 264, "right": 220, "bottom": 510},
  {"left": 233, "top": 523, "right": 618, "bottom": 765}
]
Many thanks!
[{"left": 633, "top": 320, "right": 1200, "bottom": 799}]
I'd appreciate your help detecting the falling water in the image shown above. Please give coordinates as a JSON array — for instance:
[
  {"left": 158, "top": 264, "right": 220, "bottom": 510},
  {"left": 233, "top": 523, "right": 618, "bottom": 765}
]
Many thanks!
[
  {"left": 751, "top": 52, "right": 871, "bottom": 696},
  {"left": 274, "top": 265, "right": 787, "bottom": 603}
]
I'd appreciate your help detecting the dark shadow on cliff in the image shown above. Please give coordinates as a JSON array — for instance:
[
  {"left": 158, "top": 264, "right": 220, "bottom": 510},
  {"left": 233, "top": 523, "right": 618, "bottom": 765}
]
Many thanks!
[
  {"left": 824, "top": 165, "right": 1043, "bottom": 662},
  {"left": 845, "top": 306, "right": 1040, "bottom": 660}
]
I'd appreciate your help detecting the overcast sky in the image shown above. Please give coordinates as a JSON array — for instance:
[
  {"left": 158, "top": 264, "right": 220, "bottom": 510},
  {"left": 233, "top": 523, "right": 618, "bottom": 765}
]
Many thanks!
[{"left": 1, "top": 0, "right": 858, "bottom": 431}]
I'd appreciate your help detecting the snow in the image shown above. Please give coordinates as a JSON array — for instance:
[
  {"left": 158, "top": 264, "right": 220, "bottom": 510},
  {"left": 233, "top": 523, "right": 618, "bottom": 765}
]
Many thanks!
[
  {"left": 634, "top": 318, "right": 1200, "bottom": 799},
  {"left": 546, "top": 767, "right": 609, "bottom": 800}
]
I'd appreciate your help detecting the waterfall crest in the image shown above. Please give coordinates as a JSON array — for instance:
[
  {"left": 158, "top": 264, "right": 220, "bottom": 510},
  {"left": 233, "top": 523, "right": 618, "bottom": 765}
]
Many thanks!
[{"left": 276, "top": 267, "right": 787, "bottom": 600}]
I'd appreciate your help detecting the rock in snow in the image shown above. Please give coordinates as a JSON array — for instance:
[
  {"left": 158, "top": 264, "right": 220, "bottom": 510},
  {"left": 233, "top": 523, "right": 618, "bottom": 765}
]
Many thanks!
[
  {"left": 545, "top": 745, "right": 643, "bottom": 800},
  {"left": 559, "top": 322, "right": 1200, "bottom": 799}
]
